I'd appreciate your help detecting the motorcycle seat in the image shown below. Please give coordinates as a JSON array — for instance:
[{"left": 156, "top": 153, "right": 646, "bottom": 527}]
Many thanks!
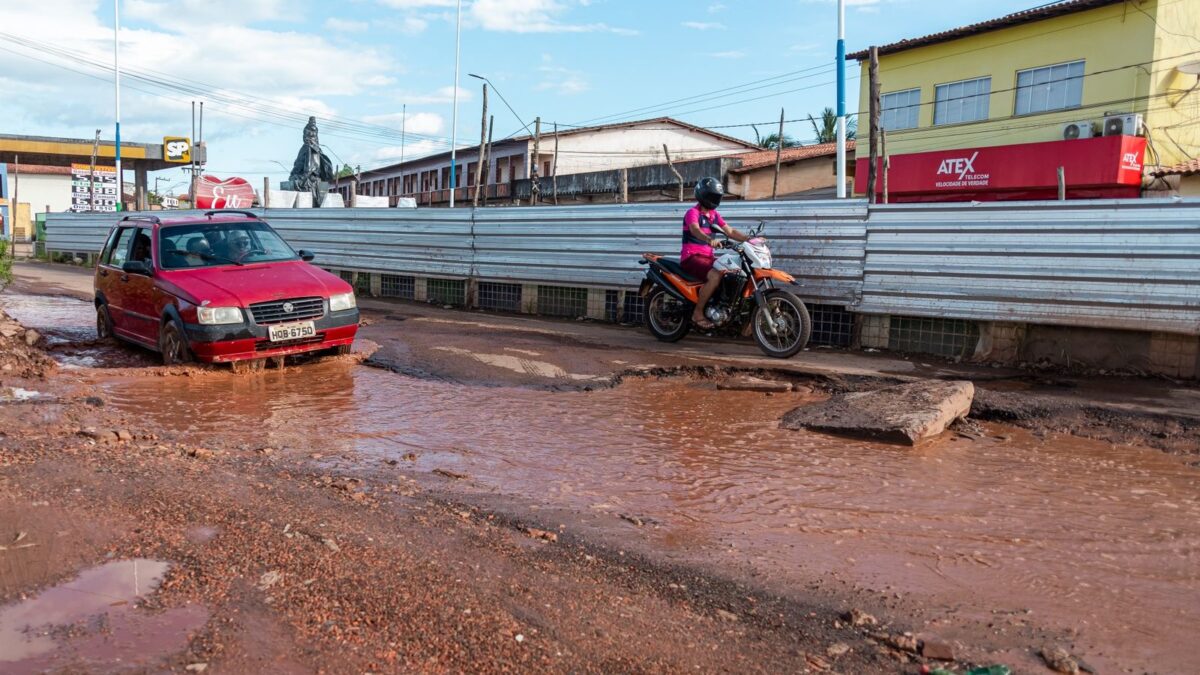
[{"left": 655, "top": 257, "right": 704, "bottom": 283}]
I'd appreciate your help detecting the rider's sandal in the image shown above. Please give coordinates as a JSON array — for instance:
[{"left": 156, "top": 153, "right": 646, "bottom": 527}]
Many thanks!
[{"left": 693, "top": 317, "right": 716, "bottom": 330}]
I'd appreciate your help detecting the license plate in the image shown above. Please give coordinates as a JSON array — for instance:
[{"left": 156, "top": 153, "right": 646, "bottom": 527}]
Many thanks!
[{"left": 268, "top": 321, "right": 316, "bottom": 342}]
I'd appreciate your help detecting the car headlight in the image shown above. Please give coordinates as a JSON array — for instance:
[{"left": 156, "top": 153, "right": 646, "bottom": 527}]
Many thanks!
[
  {"left": 197, "top": 306, "right": 243, "bottom": 325},
  {"left": 329, "top": 292, "right": 356, "bottom": 312}
]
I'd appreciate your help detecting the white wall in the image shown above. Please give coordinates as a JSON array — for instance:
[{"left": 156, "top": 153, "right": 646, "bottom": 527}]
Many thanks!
[
  {"left": 551, "top": 123, "right": 751, "bottom": 175},
  {"left": 6, "top": 173, "right": 73, "bottom": 213}
]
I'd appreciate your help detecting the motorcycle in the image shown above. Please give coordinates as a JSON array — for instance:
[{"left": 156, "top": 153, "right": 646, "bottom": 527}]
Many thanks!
[{"left": 637, "top": 222, "right": 812, "bottom": 358}]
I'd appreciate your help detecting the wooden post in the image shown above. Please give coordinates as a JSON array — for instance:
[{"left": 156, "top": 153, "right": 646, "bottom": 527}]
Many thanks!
[
  {"left": 1057, "top": 166, "right": 1066, "bottom": 200},
  {"left": 89, "top": 129, "right": 100, "bottom": 213},
  {"left": 881, "top": 129, "right": 889, "bottom": 205},
  {"left": 263, "top": 177, "right": 270, "bottom": 208},
  {"left": 481, "top": 115, "right": 494, "bottom": 207},
  {"left": 868, "top": 45, "right": 888, "bottom": 201},
  {"left": 530, "top": 116, "right": 541, "bottom": 205},
  {"left": 473, "top": 83, "right": 488, "bottom": 207},
  {"left": 552, "top": 122, "right": 560, "bottom": 206},
  {"left": 618, "top": 168, "right": 628, "bottom": 203},
  {"left": 12, "top": 155, "right": 18, "bottom": 247},
  {"left": 662, "top": 144, "right": 684, "bottom": 202},
  {"left": 349, "top": 179, "right": 357, "bottom": 207},
  {"left": 772, "top": 107, "right": 784, "bottom": 200}
]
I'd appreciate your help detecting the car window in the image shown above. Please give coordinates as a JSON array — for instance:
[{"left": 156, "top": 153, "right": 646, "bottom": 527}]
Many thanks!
[
  {"left": 107, "top": 227, "right": 136, "bottom": 267},
  {"left": 159, "top": 220, "right": 298, "bottom": 269},
  {"left": 130, "top": 228, "right": 153, "bottom": 265}
]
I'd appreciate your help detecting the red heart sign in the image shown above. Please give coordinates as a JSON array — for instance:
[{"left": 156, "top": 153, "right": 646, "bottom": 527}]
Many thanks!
[{"left": 196, "top": 175, "right": 257, "bottom": 210}]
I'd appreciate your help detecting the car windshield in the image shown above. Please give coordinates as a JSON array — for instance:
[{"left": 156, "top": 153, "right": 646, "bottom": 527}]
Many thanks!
[{"left": 159, "top": 220, "right": 298, "bottom": 269}]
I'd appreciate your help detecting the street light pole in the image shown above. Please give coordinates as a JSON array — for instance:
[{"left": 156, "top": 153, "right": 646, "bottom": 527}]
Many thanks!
[
  {"left": 835, "top": 0, "right": 847, "bottom": 199},
  {"left": 468, "top": 73, "right": 531, "bottom": 136},
  {"left": 114, "top": 0, "right": 123, "bottom": 210},
  {"left": 449, "top": 0, "right": 462, "bottom": 208}
]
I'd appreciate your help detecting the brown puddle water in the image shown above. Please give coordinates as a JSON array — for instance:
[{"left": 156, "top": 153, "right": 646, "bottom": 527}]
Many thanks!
[
  {"left": 0, "top": 559, "right": 207, "bottom": 673},
  {"left": 1, "top": 294, "right": 153, "bottom": 368},
  {"left": 91, "top": 361, "right": 1200, "bottom": 671}
]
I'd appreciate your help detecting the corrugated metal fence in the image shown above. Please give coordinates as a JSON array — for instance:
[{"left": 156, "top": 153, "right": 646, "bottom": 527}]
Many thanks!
[{"left": 42, "top": 198, "right": 1200, "bottom": 335}]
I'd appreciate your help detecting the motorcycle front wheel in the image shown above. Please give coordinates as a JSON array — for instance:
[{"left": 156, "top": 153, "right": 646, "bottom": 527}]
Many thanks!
[
  {"left": 751, "top": 290, "right": 811, "bottom": 358},
  {"left": 644, "top": 288, "right": 692, "bottom": 342}
]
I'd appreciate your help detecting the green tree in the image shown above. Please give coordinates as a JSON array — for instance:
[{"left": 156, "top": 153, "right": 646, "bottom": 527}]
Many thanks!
[
  {"left": 808, "top": 107, "right": 856, "bottom": 144},
  {"left": 756, "top": 132, "right": 803, "bottom": 150},
  {"left": 336, "top": 165, "right": 357, "bottom": 179}
]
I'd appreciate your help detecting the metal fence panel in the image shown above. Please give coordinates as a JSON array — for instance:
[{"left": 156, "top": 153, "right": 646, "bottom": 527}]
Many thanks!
[{"left": 859, "top": 199, "right": 1200, "bottom": 335}]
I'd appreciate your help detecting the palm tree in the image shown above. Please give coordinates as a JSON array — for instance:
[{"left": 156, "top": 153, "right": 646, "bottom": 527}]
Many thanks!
[
  {"left": 754, "top": 130, "right": 804, "bottom": 150},
  {"left": 808, "top": 107, "right": 856, "bottom": 144}
]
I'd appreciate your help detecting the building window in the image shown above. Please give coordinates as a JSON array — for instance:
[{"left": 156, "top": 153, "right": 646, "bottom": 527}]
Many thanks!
[
  {"left": 881, "top": 88, "right": 921, "bottom": 130},
  {"left": 934, "top": 76, "right": 991, "bottom": 125},
  {"left": 1015, "top": 60, "right": 1084, "bottom": 115}
]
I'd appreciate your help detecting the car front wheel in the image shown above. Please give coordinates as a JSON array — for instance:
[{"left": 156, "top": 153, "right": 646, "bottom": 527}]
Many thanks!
[
  {"left": 96, "top": 303, "right": 114, "bottom": 341},
  {"left": 159, "top": 317, "right": 191, "bottom": 365}
]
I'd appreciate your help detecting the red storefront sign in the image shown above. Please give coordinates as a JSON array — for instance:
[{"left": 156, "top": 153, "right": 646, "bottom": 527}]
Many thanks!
[
  {"left": 855, "top": 135, "right": 1147, "bottom": 202},
  {"left": 195, "top": 175, "right": 257, "bottom": 210}
]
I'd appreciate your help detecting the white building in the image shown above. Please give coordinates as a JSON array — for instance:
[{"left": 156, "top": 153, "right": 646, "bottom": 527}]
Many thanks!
[{"left": 338, "top": 117, "right": 759, "bottom": 206}]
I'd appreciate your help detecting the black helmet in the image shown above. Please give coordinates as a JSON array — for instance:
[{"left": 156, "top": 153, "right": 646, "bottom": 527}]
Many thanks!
[{"left": 695, "top": 177, "right": 724, "bottom": 209}]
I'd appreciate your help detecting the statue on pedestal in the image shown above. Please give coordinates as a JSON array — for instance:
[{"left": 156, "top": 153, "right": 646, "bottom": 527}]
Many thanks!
[{"left": 282, "top": 116, "right": 334, "bottom": 206}]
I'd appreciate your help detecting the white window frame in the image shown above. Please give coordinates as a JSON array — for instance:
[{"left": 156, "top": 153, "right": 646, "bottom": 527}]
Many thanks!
[
  {"left": 934, "top": 76, "right": 991, "bottom": 125},
  {"left": 880, "top": 88, "right": 921, "bottom": 131},
  {"left": 1015, "top": 59, "right": 1085, "bottom": 115}
]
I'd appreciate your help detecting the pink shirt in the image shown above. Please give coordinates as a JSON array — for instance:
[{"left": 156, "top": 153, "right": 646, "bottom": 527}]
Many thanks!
[{"left": 680, "top": 206, "right": 727, "bottom": 261}]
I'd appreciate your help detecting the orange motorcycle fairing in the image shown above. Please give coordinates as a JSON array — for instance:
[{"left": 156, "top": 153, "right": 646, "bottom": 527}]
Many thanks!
[
  {"left": 661, "top": 272, "right": 702, "bottom": 304},
  {"left": 753, "top": 268, "right": 795, "bottom": 283}
]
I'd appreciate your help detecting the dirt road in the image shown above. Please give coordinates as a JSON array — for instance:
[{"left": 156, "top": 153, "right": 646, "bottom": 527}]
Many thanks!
[{"left": 2, "top": 261, "right": 1198, "bottom": 673}]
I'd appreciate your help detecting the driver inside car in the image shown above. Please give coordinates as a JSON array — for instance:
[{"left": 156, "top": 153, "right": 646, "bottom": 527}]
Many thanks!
[
  {"left": 681, "top": 177, "right": 749, "bottom": 329},
  {"left": 226, "top": 233, "right": 254, "bottom": 263}
]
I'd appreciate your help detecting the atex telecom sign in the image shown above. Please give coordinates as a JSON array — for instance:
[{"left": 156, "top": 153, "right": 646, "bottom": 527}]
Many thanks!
[{"left": 163, "top": 137, "right": 191, "bottom": 163}]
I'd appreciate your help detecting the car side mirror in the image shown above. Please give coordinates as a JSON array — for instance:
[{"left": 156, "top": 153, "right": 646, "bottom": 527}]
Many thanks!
[
  {"left": 298, "top": 250, "right": 316, "bottom": 262},
  {"left": 122, "top": 260, "right": 153, "bottom": 276}
]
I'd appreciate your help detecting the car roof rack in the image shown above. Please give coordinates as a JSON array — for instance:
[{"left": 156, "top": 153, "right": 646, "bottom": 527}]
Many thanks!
[
  {"left": 119, "top": 214, "right": 161, "bottom": 224},
  {"left": 204, "top": 210, "right": 259, "bottom": 219}
]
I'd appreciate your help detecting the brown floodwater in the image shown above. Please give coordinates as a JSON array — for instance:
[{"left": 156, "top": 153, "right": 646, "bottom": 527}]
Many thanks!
[
  {"left": 0, "top": 559, "right": 207, "bottom": 674},
  {"left": 6, "top": 292, "right": 1200, "bottom": 671}
]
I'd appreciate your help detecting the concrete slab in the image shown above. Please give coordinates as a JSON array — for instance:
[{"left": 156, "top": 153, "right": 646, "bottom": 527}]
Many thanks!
[{"left": 781, "top": 380, "right": 974, "bottom": 445}]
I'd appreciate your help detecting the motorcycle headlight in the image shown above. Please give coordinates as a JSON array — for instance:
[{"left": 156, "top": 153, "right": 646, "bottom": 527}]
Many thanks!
[
  {"left": 197, "top": 306, "right": 243, "bottom": 325},
  {"left": 329, "top": 292, "right": 357, "bottom": 312}
]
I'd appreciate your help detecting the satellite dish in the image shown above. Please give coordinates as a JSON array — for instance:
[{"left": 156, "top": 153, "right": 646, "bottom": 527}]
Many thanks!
[{"left": 1177, "top": 60, "right": 1200, "bottom": 75}]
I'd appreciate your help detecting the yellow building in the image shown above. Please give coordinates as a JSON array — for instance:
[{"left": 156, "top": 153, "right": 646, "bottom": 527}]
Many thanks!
[{"left": 849, "top": 0, "right": 1199, "bottom": 198}]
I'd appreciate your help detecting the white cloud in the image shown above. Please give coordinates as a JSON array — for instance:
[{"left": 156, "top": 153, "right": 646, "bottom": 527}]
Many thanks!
[
  {"left": 398, "top": 86, "right": 474, "bottom": 105},
  {"left": 707, "top": 2, "right": 726, "bottom": 12},
  {"left": 126, "top": 0, "right": 289, "bottom": 26},
  {"left": 682, "top": 21, "right": 724, "bottom": 30},
  {"left": 400, "top": 16, "right": 430, "bottom": 33},
  {"left": 712, "top": 50, "right": 745, "bottom": 59},
  {"left": 362, "top": 111, "right": 446, "bottom": 136},
  {"left": 377, "top": 0, "right": 457, "bottom": 7},
  {"left": 373, "top": 139, "right": 444, "bottom": 161},
  {"left": 469, "top": 0, "right": 634, "bottom": 34},
  {"left": 324, "top": 17, "right": 370, "bottom": 32}
]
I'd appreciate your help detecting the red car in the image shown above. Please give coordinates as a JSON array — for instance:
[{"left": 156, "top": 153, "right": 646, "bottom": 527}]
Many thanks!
[{"left": 94, "top": 211, "right": 359, "bottom": 365}]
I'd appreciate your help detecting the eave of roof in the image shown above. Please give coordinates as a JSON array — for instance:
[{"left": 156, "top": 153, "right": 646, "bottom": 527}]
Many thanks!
[
  {"left": 846, "top": 0, "right": 1122, "bottom": 60},
  {"left": 1151, "top": 159, "right": 1200, "bottom": 177},
  {"left": 727, "top": 140, "right": 855, "bottom": 174}
]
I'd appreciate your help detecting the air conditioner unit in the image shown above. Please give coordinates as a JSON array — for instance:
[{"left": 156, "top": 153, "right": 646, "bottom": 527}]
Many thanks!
[
  {"left": 1103, "top": 113, "right": 1143, "bottom": 137},
  {"left": 1061, "top": 120, "right": 1095, "bottom": 140}
]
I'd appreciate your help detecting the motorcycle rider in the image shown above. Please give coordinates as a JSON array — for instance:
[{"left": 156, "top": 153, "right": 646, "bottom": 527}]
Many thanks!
[{"left": 681, "top": 177, "right": 750, "bottom": 329}]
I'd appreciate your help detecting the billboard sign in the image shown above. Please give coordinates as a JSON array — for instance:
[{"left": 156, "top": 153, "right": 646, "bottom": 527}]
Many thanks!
[
  {"left": 163, "top": 136, "right": 191, "bottom": 163},
  {"left": 70, "top": 163, "right": 119, "bottom": 212},
  {"left": 195, "top": 175, "right": 256, "bottom": 209}
]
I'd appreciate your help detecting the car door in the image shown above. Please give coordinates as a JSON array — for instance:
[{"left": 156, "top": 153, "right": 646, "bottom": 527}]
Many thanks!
[
  {"left": 120, "top": 227, "right": 160, "bottom": 345},
  {"left": 97, "top": 226, "right": 137, "bottom": 336}
]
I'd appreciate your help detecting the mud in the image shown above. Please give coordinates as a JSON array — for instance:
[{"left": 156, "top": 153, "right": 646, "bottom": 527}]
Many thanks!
[{"left": 3, "top": 272, "right": 1199, "bottom": 673}]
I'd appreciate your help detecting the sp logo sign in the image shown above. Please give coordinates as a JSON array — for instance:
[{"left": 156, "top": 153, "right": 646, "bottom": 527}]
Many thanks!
[{"left": 163, "top": 137, "right": 191, "bottom": 163}]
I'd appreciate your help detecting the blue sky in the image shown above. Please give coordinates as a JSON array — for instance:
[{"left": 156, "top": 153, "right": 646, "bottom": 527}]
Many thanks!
[{"left": 0, "top": 0, "right": 1045, "bottom": 191}]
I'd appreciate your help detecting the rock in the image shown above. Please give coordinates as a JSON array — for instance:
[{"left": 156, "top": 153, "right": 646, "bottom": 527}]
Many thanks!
[
  {"left": 78, "top": 428, "right": 101, "bottom": 439},
  {"left": 715, "top": 376, "right": 792, "bottom": 393},
  {"left": 826, "top": 642, "right": 850, "bottom": 658},
  {"left": 781, "top": 380, "right": 974, "bottom": 445},
  {"left": 23, "top": 330, "right": 40, "bottom": 346},
  {"left": 185, "top": 665, "right": 208, "bottom": 673},
  {"left": 0, "top": 323, "right": 19, "bottom": 338},
  {"left": 433, "top": 468, "right": 467, "bottom": 480},
  {"left": 1040, "top": 645, "right": 1079, "bottom": 674},
  {"left": 322, "top": 537, "right": 341, "bottom": 553},
  {"left": 715, "top": 609, "right": 739, "bottom": 622},
  {"left": 257, "top": 570, "right": 282, "bottom": 591},
  {"left": 525, "top": 527, "right": 557, "bottom": 542},
  {"left": 115, "top": 430, "right": 133, "bottom": 442},
  {"left": 845, "top": 608, "right": 878, "bottom": 627},
  {"left": 920, "top": 638, "right": 955, "bottom": 661}
]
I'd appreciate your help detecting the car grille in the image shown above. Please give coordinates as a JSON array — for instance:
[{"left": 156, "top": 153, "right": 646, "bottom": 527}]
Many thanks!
[{"left": 248, "top": 297, "right": 324, "bottom": 324}]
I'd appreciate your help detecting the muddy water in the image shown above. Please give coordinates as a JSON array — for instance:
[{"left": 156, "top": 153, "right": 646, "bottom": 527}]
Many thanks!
[
  {"left": 2, "top": 293, "right": 154, "bottom": 368},
  {"left": 91, "top": 362, "right": 1200, "bottom": 671},
  {"left": 0, "top": 559, "right": 207, "bottom": 673},
  {"left": 7, "top": 293, "right": 1200, "bottom": 670}
]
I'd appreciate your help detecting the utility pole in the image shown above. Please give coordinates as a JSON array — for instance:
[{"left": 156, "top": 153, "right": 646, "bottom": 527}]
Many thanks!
[
  {"left": 473, "top": 83, "right": 488, "bottom": 207},
  {"left": 89, "top": 129, "right": 101, "bottom": 212},
  {"left": 12, "top": 154, "right": 18, "bottom": 248},
  {"left": 663, "top": 144, "right": 683, "bottom": 202},
  {"left": 552, "top": 122, "right": 559, "bottom": 206},
  {"left": 481, "top": 115, "right": 494, "bottom": 207},
  {"left": 530, "top": 116, "right": 541, "bottom": 205},
  {"left": 449, "top": 0, "right": 463, "bottom": 207},
  {"left": 1057, "top": 167, "right": 1066, "bottom": 200},
  {"left": 113, "top": 0, "right": 122, "bottom": 211},
  {"left": 867, "top": 46, "right": 880, "bottom": 204},
  {"left": 190, "top": 101, "right": 198, "bottom": 205},
  {"left": 198, "top": 101, "right": 204, "bottom": 177},
  {"left": 835, "top": 0, "right": 847, "bottom": 198},
  {"left": 881, "top": 128, "right": 889, "bottom": 204},
  {"left": 399, "top": 103, "right": 406, "bottom": 176},
  {"left": 772, "top": 107, "right": 785, "bottom": 200}
]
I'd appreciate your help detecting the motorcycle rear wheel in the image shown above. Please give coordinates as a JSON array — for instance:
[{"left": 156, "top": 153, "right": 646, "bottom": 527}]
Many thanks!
[
  {"left": 751, "top": 290, "right": 811, "bottom": 358},
  {"left": 645, "top": 288, "right": 691, "bottom": 342}
]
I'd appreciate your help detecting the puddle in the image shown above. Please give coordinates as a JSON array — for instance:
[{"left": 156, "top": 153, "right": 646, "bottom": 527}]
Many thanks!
[
  {"left": 0, "top": 294, "right": 156, "bottom": 368},
  {"left": 1, "top": 387, "right": 48, "bottom": 402},
  {"left": 0, "top": 559, "right": 207, "bottom": 673},
  {"left": 88, "top": 360, "right": 1200, "bottom": 672}
]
